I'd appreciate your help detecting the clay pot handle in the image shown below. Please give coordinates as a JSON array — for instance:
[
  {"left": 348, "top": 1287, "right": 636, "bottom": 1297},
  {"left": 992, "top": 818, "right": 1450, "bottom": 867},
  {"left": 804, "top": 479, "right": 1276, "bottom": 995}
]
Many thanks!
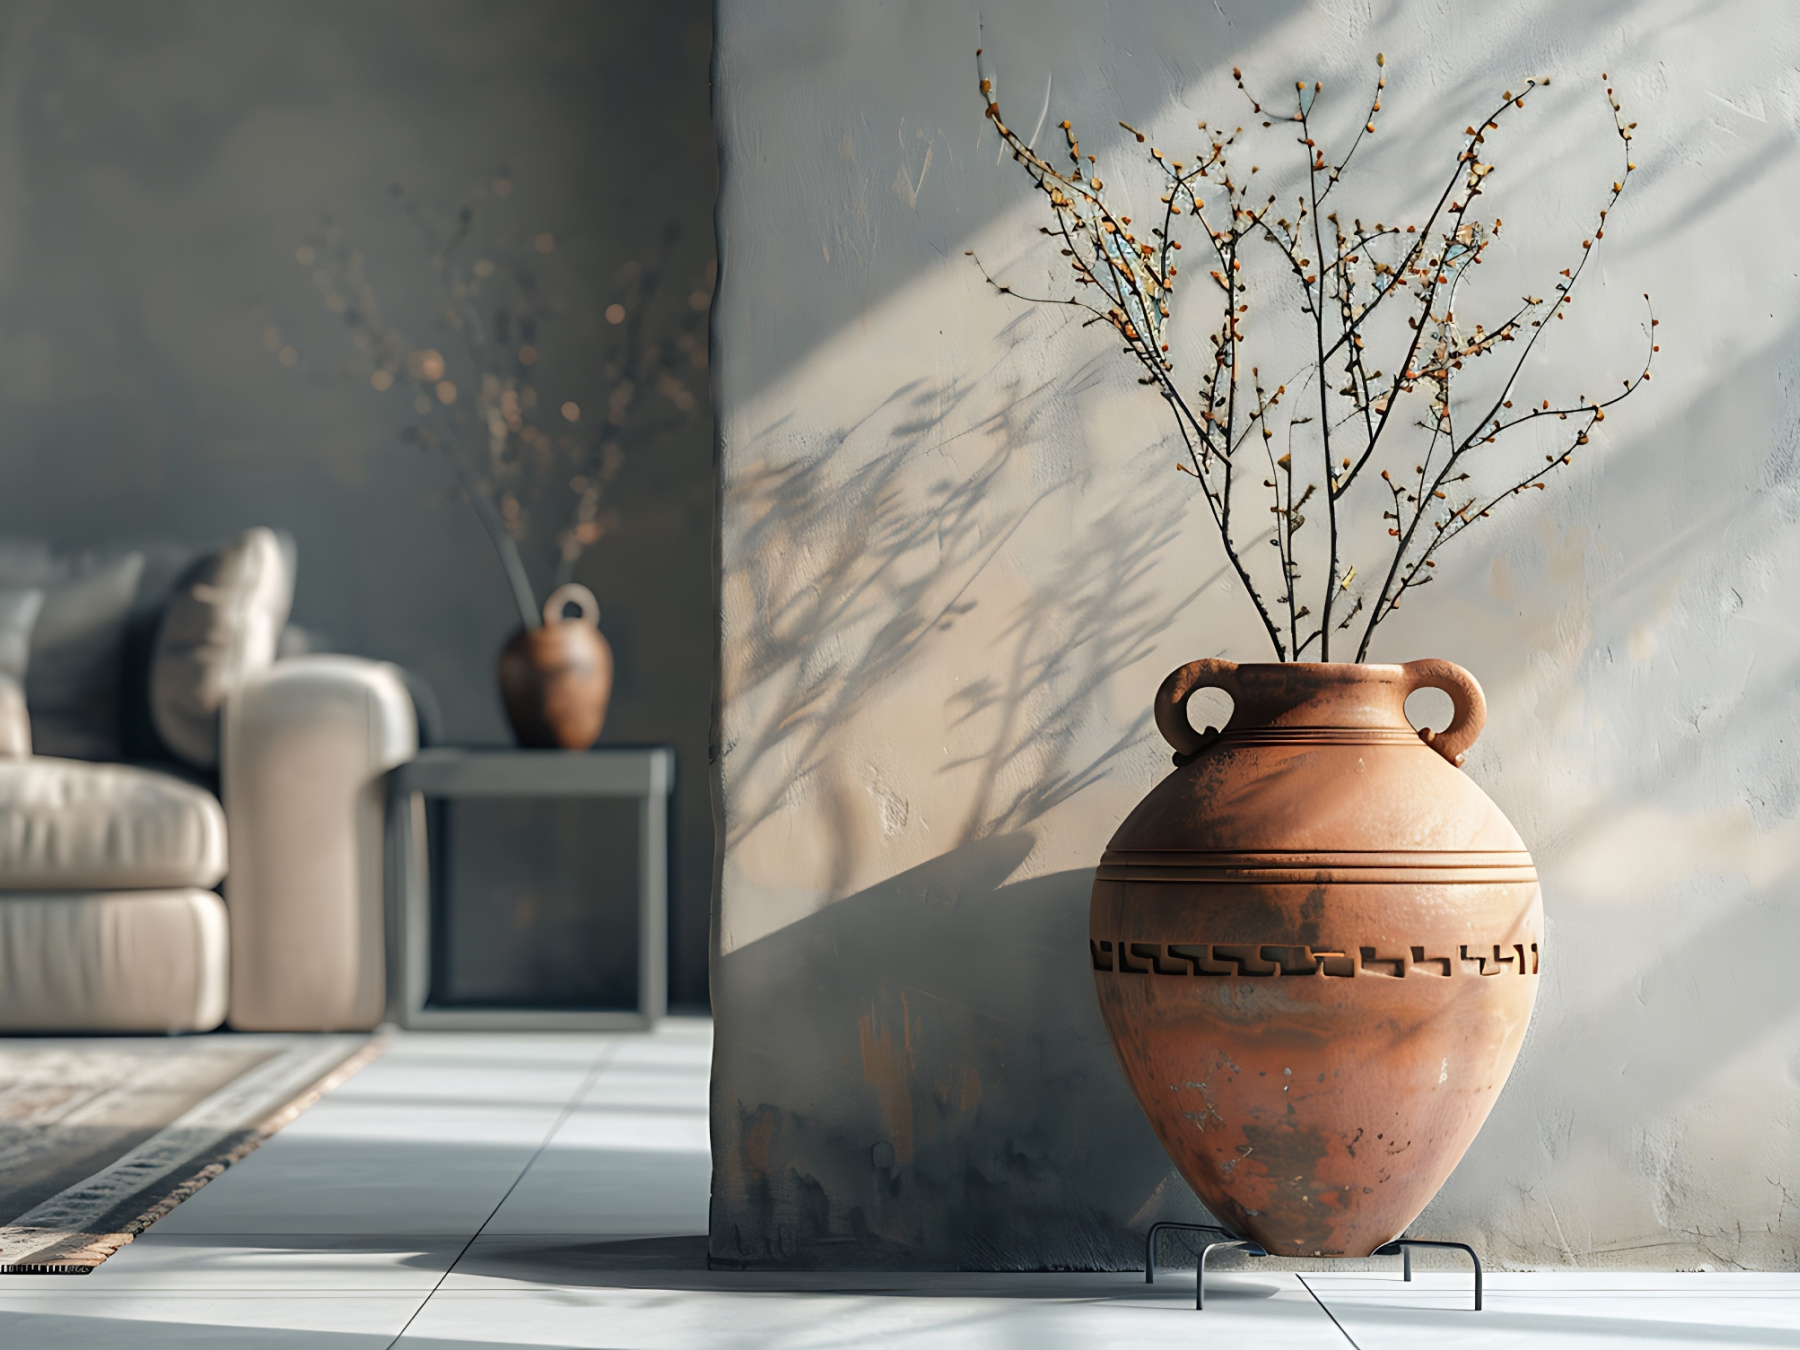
[
  {"left": 543, "top": 582, "right": 601, "bottom": 628},
  {"left": 1154, "top": 658, "right": 1240, "bottom": 765},
  {"left": 1401, "top": 658, "right": 1486, "bottom": 768}
]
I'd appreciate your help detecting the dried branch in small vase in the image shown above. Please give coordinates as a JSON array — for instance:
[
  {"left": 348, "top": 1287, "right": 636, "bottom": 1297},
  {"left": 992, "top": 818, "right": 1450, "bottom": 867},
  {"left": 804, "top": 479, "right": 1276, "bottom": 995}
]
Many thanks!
[
  {"left": 284, "top": 178, "right": 713, "bottom": 628},
  {"left": 973, "top": 52, "right": 1655, "bottom": 661}
]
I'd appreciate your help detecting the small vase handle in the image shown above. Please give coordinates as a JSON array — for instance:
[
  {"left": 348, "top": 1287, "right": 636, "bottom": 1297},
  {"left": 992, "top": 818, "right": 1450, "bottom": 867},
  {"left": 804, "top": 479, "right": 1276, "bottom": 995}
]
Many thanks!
[
  {"left": 1154, "top": 658, "right": 1240, "bottom": 766},
  {"left": 543, "top": 582, "right": 601, "bottom": 628},
  {"left": 1401, "top": 659, "right": 1486, "bottom": 768}
]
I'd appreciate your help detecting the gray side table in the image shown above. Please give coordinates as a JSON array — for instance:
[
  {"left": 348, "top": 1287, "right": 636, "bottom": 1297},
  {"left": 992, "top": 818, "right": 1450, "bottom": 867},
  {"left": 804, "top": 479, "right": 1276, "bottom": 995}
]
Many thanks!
[{"left": 385, "top": 747, "right": 673, "bottom": 1030}]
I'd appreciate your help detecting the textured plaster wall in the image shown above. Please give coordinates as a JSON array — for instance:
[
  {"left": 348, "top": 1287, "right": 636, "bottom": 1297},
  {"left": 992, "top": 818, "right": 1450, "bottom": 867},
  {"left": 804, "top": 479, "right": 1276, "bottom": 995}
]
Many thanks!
[
  {"left": 0, "top": 0, "right": 717, "bottom": 1006},
  {"left": 712, "top": 0, "right": 1800, "bottom": 1268}
]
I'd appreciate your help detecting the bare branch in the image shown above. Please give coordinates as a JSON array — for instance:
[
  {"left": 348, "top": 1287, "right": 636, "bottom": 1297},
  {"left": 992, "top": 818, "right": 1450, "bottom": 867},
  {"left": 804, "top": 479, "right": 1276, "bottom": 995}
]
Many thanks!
[{"left": 976, "top": 50, "right": 1650, "bottom": 667}]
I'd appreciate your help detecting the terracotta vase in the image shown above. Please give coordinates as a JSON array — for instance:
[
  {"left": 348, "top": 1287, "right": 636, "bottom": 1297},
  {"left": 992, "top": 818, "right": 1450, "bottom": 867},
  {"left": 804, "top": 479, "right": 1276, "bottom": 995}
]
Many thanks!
[
  {"left": 498, "top": 583, "right": 613, "bottom": 750},
  {"left": 1090, "top": 659, "right": 1539, "bottom": 1259}
]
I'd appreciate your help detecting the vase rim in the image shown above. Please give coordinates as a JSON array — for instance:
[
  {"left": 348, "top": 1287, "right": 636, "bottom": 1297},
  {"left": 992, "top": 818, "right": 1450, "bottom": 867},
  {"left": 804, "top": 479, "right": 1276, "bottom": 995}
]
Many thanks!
[
  {"left": 1203, "top": 661, "right": 1418, "bottom": 682},
  {"left": 1215, "top": 660, "right": 1415, "bottom": 669}
]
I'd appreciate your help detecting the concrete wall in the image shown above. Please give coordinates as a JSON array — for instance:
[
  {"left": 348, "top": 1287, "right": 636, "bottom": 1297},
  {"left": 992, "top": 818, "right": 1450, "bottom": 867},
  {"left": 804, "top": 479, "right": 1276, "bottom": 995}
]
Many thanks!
[
  {"left": 712, "top": 0, "right": 1800, "bottom": 1267},
  {"left": 0, "top": 0, "right": 717, "bottom": 1007}
]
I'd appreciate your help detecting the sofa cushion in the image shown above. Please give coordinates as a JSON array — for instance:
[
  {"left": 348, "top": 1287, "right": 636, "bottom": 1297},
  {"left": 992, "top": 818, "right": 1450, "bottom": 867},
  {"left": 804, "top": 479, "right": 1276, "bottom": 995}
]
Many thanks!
[
  {"left": 151, "top": 528, "right": 294, "bottom": 768},
  {"left": 0, "top": 758, "right": 226, "bottom": 891},
  {"left": 0, "top": 890, "right": 227, "bottom": 1031}
]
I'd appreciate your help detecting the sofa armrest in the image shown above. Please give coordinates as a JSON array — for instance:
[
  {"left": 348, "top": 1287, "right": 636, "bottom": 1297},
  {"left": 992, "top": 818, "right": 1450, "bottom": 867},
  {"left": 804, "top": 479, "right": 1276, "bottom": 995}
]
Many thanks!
[{"left": 222, "top": 655, "right": 416, "bottom": 1030}]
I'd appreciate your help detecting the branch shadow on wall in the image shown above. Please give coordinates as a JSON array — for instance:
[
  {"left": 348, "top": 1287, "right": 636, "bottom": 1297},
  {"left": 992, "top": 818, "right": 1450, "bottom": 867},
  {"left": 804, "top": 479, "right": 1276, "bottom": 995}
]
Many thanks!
[{"left": 724, "top": 329, "right": 1215, "bottom": 871}]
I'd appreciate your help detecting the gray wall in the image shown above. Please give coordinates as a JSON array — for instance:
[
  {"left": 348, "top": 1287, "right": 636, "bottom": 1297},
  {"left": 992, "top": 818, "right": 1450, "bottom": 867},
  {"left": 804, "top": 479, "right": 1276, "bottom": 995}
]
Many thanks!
[
  {"left": 0, "top": 0, "right": 717, "bottom": 1007},
  {"left": 713, "top": 0, "right": 1800, "bottom": 1268}
]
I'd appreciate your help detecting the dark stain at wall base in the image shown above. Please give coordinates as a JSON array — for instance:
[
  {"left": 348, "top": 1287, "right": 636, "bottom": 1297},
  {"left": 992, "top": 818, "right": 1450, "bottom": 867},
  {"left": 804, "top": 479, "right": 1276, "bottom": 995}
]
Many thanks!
[{"left": 709, "top": 839, "right": 1219, "bottom": 1270}]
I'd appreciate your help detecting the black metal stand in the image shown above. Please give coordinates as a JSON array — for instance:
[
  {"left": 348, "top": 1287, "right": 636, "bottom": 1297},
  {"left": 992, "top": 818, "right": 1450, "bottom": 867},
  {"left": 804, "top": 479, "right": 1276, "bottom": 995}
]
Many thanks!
[
  {"left": 1145, "top": 1223, "right": 1483, "bottom": 1312},
  {"left": 1374, "top": 1239, "right": 1483, "bottom": 1310},
  {"left": 1144, "top": 1222, "right": 1256, "bottom": 1310}
]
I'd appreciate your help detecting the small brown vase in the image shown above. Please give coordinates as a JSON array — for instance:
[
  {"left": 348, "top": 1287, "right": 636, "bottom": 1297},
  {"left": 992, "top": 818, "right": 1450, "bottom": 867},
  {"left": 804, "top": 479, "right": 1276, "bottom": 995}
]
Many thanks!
[
  {"left": 1091, "top": 659, "right": 1540, "bottom": 1259},
  {"left": 498, "top": 583, "right": 613, "bottom": 750}
]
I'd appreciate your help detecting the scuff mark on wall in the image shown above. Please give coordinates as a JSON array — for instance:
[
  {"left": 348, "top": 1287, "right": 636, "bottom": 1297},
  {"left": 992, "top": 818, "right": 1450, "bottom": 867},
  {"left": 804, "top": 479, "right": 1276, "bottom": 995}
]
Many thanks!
[{"left": 859, "top": 996, "right": 917, "bottom": 1165}]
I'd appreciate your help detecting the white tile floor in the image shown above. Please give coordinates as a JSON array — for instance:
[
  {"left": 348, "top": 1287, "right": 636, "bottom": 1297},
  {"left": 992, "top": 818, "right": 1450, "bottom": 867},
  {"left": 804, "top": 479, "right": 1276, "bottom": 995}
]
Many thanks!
[{"left": 4, "top": 1019, "right": 1797, "bottom": 1347}]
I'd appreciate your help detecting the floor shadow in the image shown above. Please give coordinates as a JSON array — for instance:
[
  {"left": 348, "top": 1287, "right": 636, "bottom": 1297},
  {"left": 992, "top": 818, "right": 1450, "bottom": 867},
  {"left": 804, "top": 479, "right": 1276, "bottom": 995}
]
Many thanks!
[{"left": 455, "top": 1233, "right": 1286, "bottom": 1302}]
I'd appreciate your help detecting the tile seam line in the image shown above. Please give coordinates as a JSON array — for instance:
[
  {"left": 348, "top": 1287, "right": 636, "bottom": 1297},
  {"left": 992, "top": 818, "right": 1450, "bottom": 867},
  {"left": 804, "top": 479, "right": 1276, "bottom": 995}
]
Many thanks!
[
  {"left": 379, "top": 1038, "right": 619, "bottom": 1348},
  {"left": 1298, "top": 1272, "right": 1364, "bottom": 1349}
]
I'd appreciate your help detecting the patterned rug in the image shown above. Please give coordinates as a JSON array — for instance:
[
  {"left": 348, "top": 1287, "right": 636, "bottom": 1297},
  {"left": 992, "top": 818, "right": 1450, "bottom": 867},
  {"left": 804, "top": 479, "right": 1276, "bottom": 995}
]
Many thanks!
[{"left": 0, "top": 1036, "right": 381, "bottom": 1273}]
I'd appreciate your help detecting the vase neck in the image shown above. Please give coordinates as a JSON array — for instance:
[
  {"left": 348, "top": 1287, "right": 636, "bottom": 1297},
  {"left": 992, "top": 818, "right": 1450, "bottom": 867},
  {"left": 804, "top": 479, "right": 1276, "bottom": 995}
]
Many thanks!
[{"left": 1221, "top": 663, "right": 1415, "bottom": 732}]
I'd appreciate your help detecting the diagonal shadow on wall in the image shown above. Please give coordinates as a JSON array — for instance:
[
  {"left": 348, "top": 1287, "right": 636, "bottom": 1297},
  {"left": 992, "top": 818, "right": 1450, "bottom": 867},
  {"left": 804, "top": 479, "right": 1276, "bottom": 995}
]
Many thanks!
[{"left": 710, "top": 835, "right": 1216, "bottom": 1270}]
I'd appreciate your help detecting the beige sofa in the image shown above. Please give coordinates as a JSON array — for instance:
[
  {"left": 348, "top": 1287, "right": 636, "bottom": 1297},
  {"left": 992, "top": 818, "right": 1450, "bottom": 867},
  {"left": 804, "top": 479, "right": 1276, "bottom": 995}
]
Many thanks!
[{"left": 0, "top": 531, "right": 416, "bottom": 1033}]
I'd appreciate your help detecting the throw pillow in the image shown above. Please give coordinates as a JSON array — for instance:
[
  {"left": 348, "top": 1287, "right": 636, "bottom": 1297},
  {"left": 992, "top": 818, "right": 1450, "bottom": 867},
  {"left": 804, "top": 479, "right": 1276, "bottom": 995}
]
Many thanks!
[
  {"left": 0, "top": 588, "right": 43, "bottom": 757},
  {"left": 118, "top": 540, "right": 218, "bottom": 764},
  {"left": 150, "top": 527, "right": 295, "bottom": 768},
  {"left": 27, "top": 554, "right": 146, "bottom": 760}
]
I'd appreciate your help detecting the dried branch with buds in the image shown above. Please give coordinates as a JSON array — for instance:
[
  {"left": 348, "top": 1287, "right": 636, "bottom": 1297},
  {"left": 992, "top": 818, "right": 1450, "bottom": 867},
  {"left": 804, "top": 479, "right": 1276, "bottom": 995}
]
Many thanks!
[
  {"left": 288, "top": 180, "right": 712, "bottom": 628},
  {"left": 973, "top": 52, "right": 1654, "bottom": 660}
]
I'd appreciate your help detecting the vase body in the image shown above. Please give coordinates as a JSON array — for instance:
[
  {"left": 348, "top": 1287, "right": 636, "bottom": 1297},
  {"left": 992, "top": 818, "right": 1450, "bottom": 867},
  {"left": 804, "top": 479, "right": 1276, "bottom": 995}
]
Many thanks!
[
  {"left": 1091, "top": 659, "right": 1539, "bottom": 1259},
  {"left": 498, "top": 584, "right": 613, "bottom": 750}
]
